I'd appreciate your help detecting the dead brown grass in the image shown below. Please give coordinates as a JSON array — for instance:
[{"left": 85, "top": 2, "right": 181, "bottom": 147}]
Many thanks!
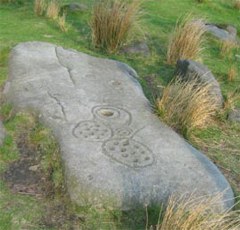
[
  {"left": 46, "top": 0, "right": 60, "bottom": 20},
  {"left": 156, "top": 194, "right": 240, "bottom": 230},
  {"left": 90, "top": 0, "right": 141, "bottom": 53},
  {"left": 57, "top": 14, "right": 68, "bottom": 32},
  {"left": 34, "top": 0, "right": 46, "bottom": 16},
  {"left": 167, "top": 16, "right": 206, "bottom": 65},
  {"left": 234, "top": 0, "right": 240, "bottom": 10},
  {"left": 220, "top": 40, "right": 237, "bottom": 58},
  {"left": 227, "top": 65, "right": 238, "bottom": 82},
  {"left": 156, "top": 77, "right": 219, "bottom": 137}
]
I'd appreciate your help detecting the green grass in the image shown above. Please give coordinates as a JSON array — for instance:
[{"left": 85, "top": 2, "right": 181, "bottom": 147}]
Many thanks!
[
  {"left": 0, "top": 181, "right": 43, "bottom": 230},
  {"left": 0, "top": 0, "right": 240, "bottom": 229}
]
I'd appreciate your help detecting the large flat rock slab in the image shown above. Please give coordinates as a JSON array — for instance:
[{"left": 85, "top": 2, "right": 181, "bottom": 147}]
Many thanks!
[{"left": 4, "top": 42, "right": 234, "bottom": 210}]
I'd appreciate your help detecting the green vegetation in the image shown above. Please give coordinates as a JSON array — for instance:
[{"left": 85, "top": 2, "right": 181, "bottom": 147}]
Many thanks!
[
  {"left": 0, "top": 0, "right": 240, "bottom": 229},
  {"left": 90, "top": 0, "right": 141, "bottom": 53}
]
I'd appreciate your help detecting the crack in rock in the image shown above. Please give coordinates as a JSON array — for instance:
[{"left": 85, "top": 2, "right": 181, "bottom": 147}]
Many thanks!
[
  {"left": 47, "top": 91, "right": 67, "bottom": 121},
  {"left": 55, "top": 47, "right": 76, "bottom": 86}
]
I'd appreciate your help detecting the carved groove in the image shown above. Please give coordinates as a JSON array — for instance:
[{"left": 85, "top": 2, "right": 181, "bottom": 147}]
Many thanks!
[{"left": 73, "top": 105, "right": 155, "bottom": 168}]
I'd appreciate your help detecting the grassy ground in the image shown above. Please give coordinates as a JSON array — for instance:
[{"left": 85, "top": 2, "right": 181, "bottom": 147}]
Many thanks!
[{"left": 0, "top": 0, "right": 240, "bottom": 229}]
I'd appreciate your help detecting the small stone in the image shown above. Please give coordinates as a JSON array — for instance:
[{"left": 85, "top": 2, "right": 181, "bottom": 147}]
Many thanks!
[
  {"left": 29, "top": 165, "right": 40, "bottom": 172},
  {"left": 205, "top": 24, "right": 238, "bottom": 42},
  {"left": 121, "top": 41, "right": 150, "bottom": 56},
  {"left": 64, "top": 3, "right": 88, "bottom": 12},
  {"left": 228, "top": 109, "right": 240, "bottom": 122}
]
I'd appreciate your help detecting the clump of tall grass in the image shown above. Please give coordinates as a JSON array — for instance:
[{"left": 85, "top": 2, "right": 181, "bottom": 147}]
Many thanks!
[
  {"left": 156, "top": 194, "right": 240, "bottom": 230},
  {"left": 156, "top": 76, "right": 219, "bottom": 137},
  {"left": 90, "top": 0, "right": 141, "bottom": 53},
  {"left": 34, "top": 0, "right": 46, "bottom": 16},
  {"left": 167, "top": 16, "right": 206, "bottom": 65},
  {"left": 46, "top": 0, "right": 60, "bottom": 20},
  {"left": 34, "top": 0, "right": 67, "bottom": 33}
]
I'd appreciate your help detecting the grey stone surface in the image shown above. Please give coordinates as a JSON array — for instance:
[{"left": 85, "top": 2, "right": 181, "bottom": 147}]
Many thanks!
[
  {"left": 4, "top": 42, "right": 234, "bottom": 210},
  {"left": 228, "top": 109, "right": 240, "bottom": 122},
  {"left": 0, "top": 121, "right": 5, "bottom": 146},
  {"left": 176, "top": 59, "right": 224, "bottom": 108},
  {"left": 64, "top": 2, "right": 88, "bottom": 12},
  {"left": 226, "top": 25, "right": 237, "bottom": 37},
  {"left": 120, "top": 41, "right": 150, "bottom": 56},
  {"left": 205, "top": 24, "right": 237, "bottom": 42}
]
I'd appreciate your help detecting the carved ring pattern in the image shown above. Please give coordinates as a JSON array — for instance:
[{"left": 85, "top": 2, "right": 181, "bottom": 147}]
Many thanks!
[{"left": 73, "top": 105, "right": 154, "bottom": 168}]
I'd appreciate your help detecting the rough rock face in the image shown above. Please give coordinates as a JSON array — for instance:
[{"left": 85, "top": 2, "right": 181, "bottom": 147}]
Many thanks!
[
  {"left": 228, "top": 109, "right": 240, "bottom": 122},
  {"left": 205, "top": 24, "right": 238, "bottom": 42},
  {"left": 4, "top": 42, "right": 234, "bottom": 210},
  {"left": 0, "top": 121, "right": 5, "bottom": 146},
  {"left": 175, "top": 59, "right": 224, "bottom": 108}
]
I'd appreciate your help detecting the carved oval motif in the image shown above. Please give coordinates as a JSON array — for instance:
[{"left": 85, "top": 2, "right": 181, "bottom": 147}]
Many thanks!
[
  {"left": 73, "top": 120, "right": 112, "bottom": 142},
  {"left": 102, "top": 138, "right": 154, "bottom": 168}
]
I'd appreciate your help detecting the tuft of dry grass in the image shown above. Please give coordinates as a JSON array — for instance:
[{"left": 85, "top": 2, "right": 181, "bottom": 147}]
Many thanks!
[
  {"left": 234, "top": 0, "right": 240, "bottom": 10},
  {"left": 156, "top": 76, "right": 219, "bottom": 137},
  {"left": 46, "top": 0, "right": 60, "bottom": 20},
  {"left": 57, "top": 13, "right": 68, "bottom": 32},
  {"left": 224, "top": 87, "right": 240, "bottom": 111},
  {"left": 220, "top": 40, "right": 237, "bottom": 58},
  {"left": 227, "top": 65, "right": 237, "bottom": 82},
  {"left": 34, "top": 0, "right": 46, "bottom": 16},
  {"left": 90, "top": 0, "right": 141, "bottom": 53},
  {"left": 167, "top": 16, "right": 206, "bottom": 65},
  {"left": 156, "top": 194, "right": 240, "bottom": 230}
]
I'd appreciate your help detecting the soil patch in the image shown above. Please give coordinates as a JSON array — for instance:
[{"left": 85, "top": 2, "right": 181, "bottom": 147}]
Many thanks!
[
  {"left": 1, "top": 122, "right": 81, "bottom": 229},
  {"left": 2, "top": 133, "right": 48, "bottom": 196}
]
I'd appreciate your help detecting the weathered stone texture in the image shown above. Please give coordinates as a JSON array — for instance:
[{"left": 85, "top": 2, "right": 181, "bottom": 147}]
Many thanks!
[{"left": 4, "top": 42, "right": 234, "bottom": 210}]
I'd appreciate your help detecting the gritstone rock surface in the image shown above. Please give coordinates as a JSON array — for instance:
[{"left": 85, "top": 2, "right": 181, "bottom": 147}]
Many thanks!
[
  {"left": 4, "top": 42, "right": 234, "bottom": 210},
  {"left": 228, "top": 109, "right": 240, "bottom": 123}
]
